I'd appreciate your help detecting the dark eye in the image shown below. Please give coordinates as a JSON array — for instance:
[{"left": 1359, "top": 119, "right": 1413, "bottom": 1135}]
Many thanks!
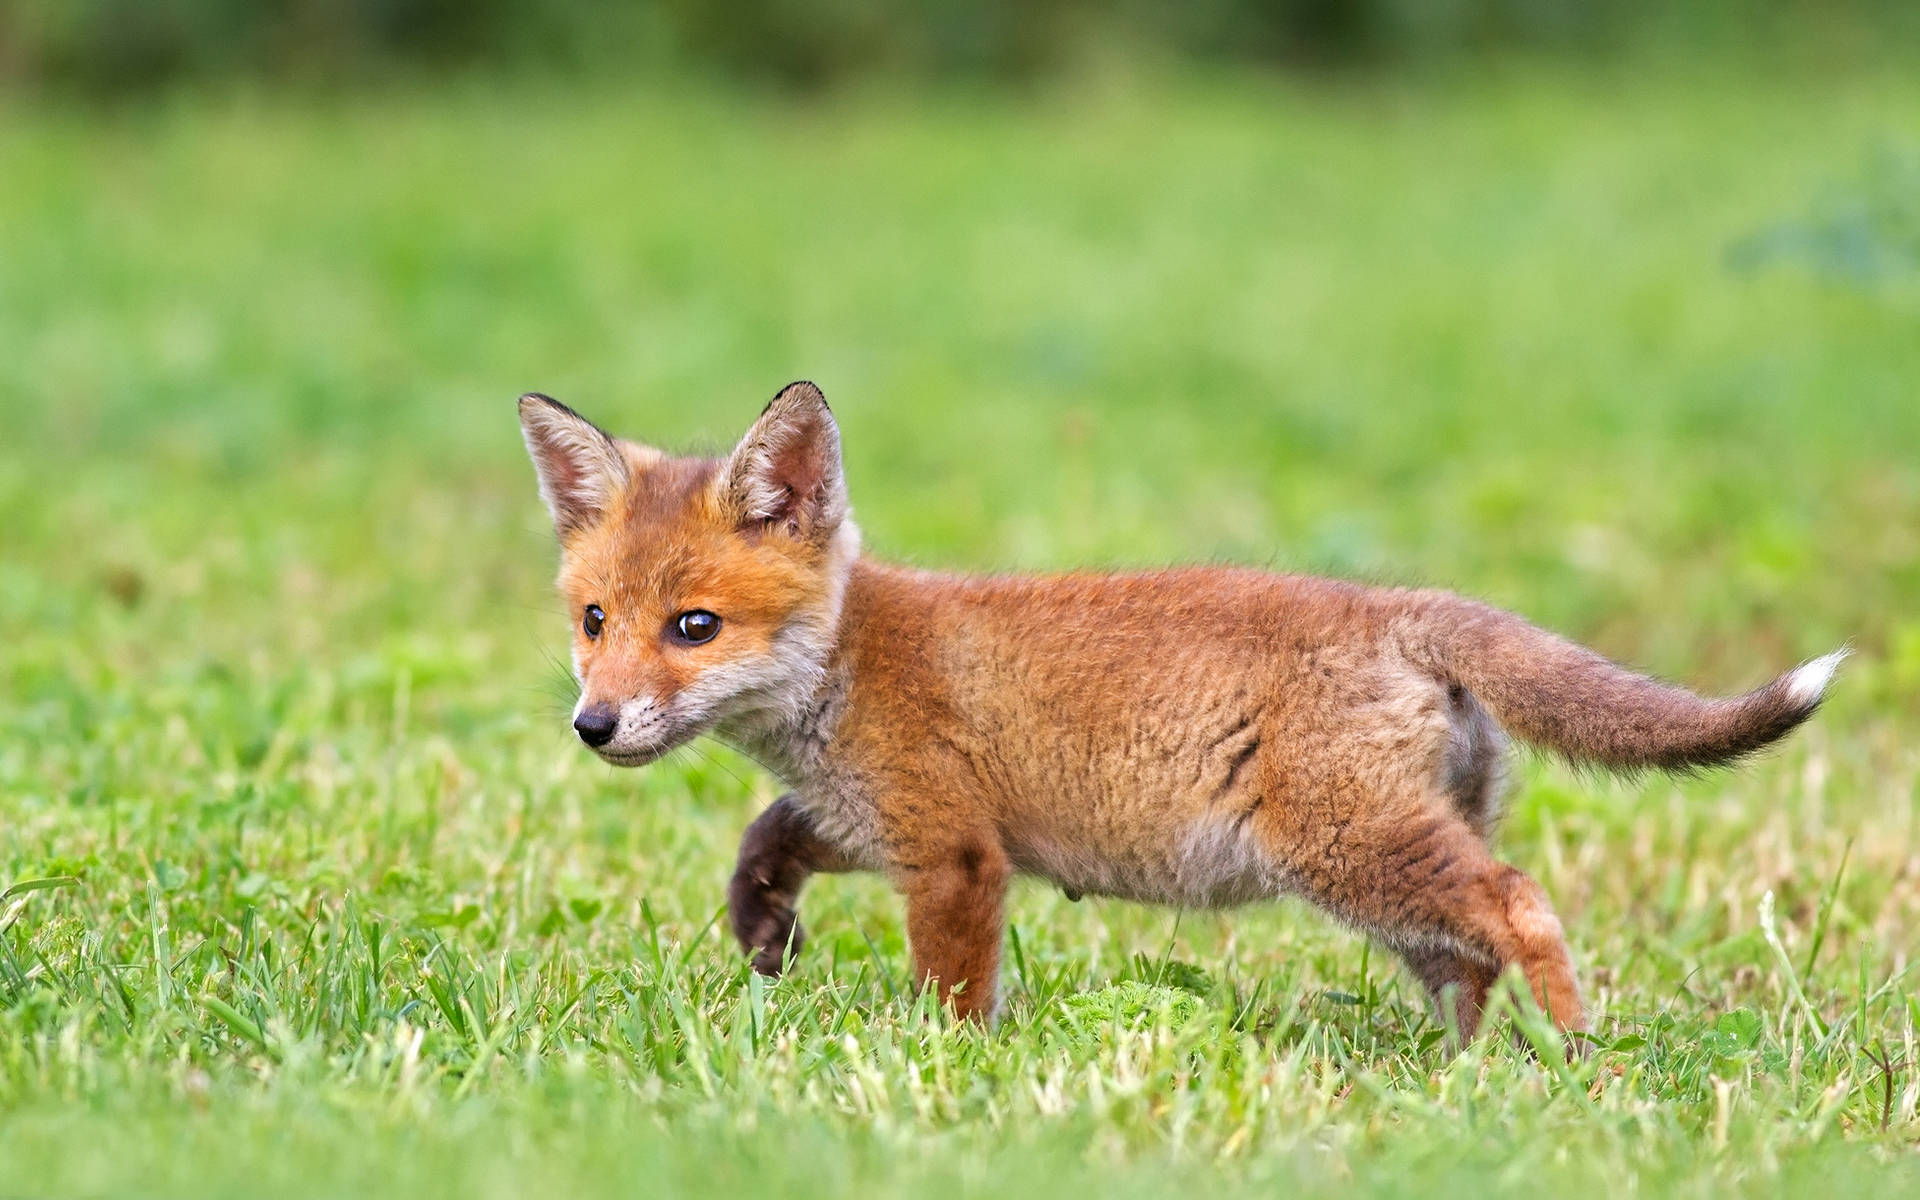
[
  {"left": 673, "top": 610, "right": 720, "bottom": 644},
  {"left": 582, "top": 604, "right": 605, "bottom": 638}
]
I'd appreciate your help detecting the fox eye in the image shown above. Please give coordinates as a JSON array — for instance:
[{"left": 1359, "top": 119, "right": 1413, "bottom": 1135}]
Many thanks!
[
  {"left": 582, "top": 604, "right": 605, "bottom": 638},
  {"left": 673, "top": 610, "right": 721, "bottom": 645}
]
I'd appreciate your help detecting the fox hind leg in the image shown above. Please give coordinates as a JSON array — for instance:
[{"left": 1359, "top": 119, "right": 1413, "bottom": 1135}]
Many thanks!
[
  {"left": 1399, "top": 943, "right": 1501, "bottom": 1043},
  {"left": 1261, "top": 799, "right": 1586, "bottom": 1038}
]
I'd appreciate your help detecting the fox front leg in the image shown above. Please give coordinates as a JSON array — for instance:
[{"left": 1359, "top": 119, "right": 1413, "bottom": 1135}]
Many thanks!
[
  {"left": 727, "top": 794, "right": 853, "bottom": 975},
  {"left": 897, "top": 834, "right": 1012, "bottom": 1022}
]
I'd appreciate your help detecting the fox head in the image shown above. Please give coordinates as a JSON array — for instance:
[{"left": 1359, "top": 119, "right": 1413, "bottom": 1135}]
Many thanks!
[{"left": 519, "top": 381, "right": 858, "bottom": 766}]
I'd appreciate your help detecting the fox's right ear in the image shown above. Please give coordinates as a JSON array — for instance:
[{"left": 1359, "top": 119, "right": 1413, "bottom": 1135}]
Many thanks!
[{"left": 518, "top": 394, "right": 631, "bottom": 540}]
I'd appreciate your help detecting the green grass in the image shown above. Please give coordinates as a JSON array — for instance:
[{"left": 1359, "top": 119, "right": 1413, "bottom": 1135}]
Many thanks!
[{"left": 4, "top": 59, "right": 1920, "bottom": 1197}]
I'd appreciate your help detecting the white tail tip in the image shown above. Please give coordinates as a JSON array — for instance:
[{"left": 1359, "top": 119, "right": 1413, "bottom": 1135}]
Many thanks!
[{"left": 1785, "top": 649, "right": 1848, "bottom": 707}]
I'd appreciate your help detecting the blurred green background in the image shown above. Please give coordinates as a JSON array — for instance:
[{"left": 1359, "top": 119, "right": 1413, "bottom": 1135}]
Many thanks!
[
  {"left": 6, "top": 0, "right": 1920, "bottom": 89},
  {"left": 3, "top": 5, "right": 1920, "bottom": 1198}
]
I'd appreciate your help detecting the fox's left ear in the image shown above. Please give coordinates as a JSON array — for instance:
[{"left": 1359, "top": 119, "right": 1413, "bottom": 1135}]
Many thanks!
[{"left": 719, "top": 380, "right": 848, "bottom": 545}]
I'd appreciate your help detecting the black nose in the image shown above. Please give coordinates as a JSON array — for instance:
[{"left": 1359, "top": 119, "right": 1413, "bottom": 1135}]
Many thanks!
[{"left": 573, "top": 704, "right": 618, "bottom": 748}]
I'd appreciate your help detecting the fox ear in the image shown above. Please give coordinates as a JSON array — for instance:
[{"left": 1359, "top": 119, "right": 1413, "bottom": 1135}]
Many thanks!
[
  {"left": 720, "top": 381, "right": 848, "bottom": 543},
  {"left": 518, "top": 393, "right": 632, "bottom": 540}
]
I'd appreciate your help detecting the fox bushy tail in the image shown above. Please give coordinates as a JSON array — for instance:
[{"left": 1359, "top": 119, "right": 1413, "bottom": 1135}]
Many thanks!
[{"left": 1403, "top": 594, "right": 1843, "bottom": 772}]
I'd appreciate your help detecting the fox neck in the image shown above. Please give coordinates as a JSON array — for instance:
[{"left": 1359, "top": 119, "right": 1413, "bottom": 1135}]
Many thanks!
[{"left": 713, "top": 518, "right": 862, "bottom": 781}]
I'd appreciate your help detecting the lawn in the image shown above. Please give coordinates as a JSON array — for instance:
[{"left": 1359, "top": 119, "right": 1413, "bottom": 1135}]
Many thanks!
[{"left": 3, "top": 57, "right": 1920, "bottom": 1197}]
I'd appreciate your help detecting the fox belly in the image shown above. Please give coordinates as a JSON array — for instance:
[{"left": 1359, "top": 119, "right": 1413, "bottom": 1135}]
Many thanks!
[{"left": 1005, "top": 806, "right": 1296, "bottom": 908}]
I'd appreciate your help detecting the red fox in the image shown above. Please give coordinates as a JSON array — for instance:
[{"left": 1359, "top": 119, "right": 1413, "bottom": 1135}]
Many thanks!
[{"left": 519, "top": 381, "right": 1842, "bottom": 1039}]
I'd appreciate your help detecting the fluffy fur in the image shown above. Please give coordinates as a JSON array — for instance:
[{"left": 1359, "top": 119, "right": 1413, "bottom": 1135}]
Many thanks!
[{"left": 520, "top": 382, "right": 1840, "bottom": 1040}]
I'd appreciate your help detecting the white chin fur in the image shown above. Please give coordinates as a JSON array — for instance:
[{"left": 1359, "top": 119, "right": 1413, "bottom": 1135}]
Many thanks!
[{"left": 1785, "top": 649, "right": 1848, "bottom": 707}]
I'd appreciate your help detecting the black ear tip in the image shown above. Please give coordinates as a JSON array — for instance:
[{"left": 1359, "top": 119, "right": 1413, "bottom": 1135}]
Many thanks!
[
  {"left": 768, "top": 380, "right": 829, "bottom": 413},
  {"left": 520, "top": 393, "right": 603, "bottom": 433}
]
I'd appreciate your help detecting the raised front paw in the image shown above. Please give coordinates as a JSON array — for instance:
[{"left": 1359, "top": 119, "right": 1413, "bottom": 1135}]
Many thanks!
[{"left": 728, "top": 868, "right": 806, "bottom": 976}]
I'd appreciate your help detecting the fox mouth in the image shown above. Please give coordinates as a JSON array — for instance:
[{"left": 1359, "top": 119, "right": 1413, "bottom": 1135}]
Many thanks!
[
  {"left": 591, "top": 721, "right": 704, "bottom": 767},
  {"left": 594, "top": 745, "right": 673, "bottom": 768},
  {"left": 576, "top": 702, "right": 710, "bottom": 767}
]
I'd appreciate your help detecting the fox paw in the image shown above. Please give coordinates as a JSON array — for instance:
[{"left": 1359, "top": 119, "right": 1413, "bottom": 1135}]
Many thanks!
[{"left": 728, "top": 871, "right": 805, "bottom": 976}]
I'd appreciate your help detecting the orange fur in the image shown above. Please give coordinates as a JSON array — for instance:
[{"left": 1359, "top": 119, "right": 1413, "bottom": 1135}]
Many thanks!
[{"left": 520, "top": 383, "right": 1840, "bottom": 1039}]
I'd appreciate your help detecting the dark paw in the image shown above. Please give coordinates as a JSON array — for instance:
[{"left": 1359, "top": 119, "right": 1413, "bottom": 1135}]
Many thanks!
[{"left": 728, "top": 871, "right": 805, "bottom": 976}]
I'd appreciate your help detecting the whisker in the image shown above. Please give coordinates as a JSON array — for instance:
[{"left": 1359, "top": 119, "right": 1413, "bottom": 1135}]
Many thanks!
[{"left": 690, "top": 741, "right": 761, "bottom": 794}]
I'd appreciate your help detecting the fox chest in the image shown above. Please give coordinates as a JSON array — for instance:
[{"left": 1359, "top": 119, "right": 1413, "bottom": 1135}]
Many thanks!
[{"left": 790, "top": 772, "right": 890, "bottom": 871}]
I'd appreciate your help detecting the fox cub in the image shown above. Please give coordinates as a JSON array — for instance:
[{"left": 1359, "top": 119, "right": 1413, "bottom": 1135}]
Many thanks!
[{"left": 520, "top": 381, "right": 1841, "bottom": 1038}]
